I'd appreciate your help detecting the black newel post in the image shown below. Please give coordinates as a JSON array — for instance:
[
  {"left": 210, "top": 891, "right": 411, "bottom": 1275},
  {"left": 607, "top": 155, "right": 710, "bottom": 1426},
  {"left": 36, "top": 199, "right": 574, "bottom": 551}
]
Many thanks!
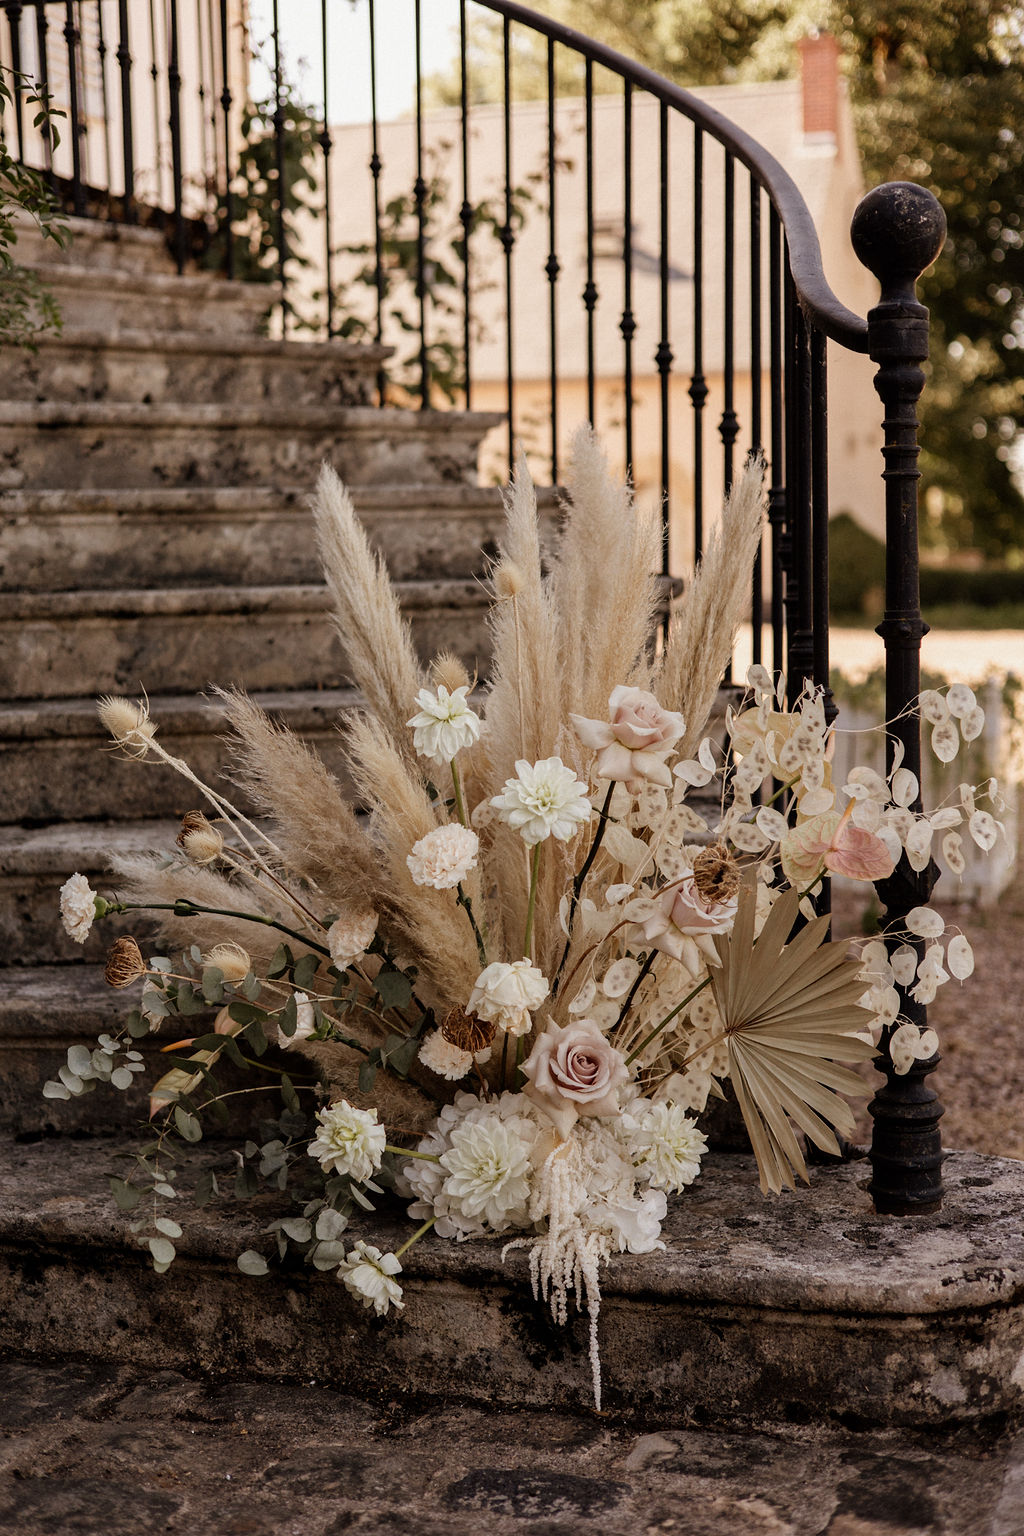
[{"left": 850, "top": 181, "right": 947, "bottom": 1216}]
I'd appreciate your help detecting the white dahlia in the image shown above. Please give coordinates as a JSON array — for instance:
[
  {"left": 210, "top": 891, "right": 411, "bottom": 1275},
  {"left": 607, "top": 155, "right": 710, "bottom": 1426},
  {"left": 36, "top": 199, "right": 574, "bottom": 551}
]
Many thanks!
[
  {"left": 625, "top": 1100, "right": 707, "bottom": 1193},
  {"left": 491, "top": 757, "right": 592, "bottom": 846},
  {"left": 439, "top": 1116, "right": 535, "bottom": 1228},
  {"left": 337, "top": 1242, "right": 403, "bottom": 1316},
  {"left": 407, "top": 684, "right": 481, "bottom": 764},
  {"left": 307, "top": 1100, "right": 386, "bottom": 1182}
]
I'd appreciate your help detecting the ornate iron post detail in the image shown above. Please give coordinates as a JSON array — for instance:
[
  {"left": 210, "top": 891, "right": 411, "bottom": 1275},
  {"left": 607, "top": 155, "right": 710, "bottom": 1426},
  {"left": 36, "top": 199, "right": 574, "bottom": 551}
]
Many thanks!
[{"left": 850, "top": 182, "right": 947, "bottom": 1215}]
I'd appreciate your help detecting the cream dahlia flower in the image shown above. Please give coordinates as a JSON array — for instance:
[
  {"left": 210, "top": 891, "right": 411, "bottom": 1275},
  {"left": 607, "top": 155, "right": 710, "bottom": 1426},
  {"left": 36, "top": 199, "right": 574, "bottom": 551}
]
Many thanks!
[
  {"left": 338, "top": 1242, "right": 403, "bottom": 1315},
  {"left": 307, "top": 1100, "right": 385, "bottom": 1181},
  {"left": 407, "top": 684, "right": 481, "bottom": 764},
  {"left": 490, "top": 757, "right": 592, "bottom": 846}
]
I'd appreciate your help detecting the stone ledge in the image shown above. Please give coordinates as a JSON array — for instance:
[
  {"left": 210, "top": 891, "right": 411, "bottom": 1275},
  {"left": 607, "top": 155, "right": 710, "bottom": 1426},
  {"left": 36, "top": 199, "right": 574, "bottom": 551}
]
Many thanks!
[{"left": 2, "top": 1135, "right": 1023, "bottom": 1428}]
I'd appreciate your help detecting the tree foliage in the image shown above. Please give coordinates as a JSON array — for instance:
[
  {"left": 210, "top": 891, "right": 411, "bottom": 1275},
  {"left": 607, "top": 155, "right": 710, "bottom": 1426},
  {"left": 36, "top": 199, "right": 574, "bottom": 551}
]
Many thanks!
[{"left": 0, "top": 66, "right": 68, "bottom": 348}]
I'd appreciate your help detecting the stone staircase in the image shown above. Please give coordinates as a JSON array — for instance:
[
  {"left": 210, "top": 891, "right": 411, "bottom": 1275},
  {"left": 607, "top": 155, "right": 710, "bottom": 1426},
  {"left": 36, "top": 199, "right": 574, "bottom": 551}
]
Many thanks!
[{"left": 0, "top": 215, "right": 541, "bottom": 1133}]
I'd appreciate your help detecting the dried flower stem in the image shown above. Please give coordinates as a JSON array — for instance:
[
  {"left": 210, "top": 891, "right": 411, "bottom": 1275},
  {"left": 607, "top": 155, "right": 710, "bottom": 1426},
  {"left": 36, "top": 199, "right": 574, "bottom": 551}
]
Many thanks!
[
  {"left": 456, "top": 883, "right": 488, "bottom": 968},
  {"left": 524, "top": 843, "right": 542, "bottom": 959},
  {"left": 552, "top": 781, "right": 616, "bottom": 993},
  {"left": 450, "top": 760, "right": 469, "bottom": 828},
  {"left": 612, "top": 950, "right": 657, "bottom": 1032},
  {"left": 624, "top": 975, "right": 712, "bottom": 1065},
  {"left": 224, "top": 847, "right": 326, "bottom": 932},
  {"left": 394, "top": 1214, "right": 438, "bottom": 1259}
]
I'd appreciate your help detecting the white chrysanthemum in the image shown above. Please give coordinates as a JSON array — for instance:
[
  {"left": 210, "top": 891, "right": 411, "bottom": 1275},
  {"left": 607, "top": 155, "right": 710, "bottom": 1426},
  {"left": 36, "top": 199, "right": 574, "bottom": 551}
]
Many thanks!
[
  {"left": 307, "top": 1100, "right": 386, "bottom": 1181},
  {"left": 468, "top": 959, "right": 549, "bottom": 1037},
  {"left": 440, "top": 1116, "right": 535, "bottom": 1228},
  {"left": 491, "top": 757, "right": 592, "bottom": 846},
  {"left": 407, "top": 823, "right": 479, "bottom": 889},
  {"left": 625, "top": 1101, "right": 708, "bottom": 1193},
  {"left": 399, "top": 1091, "right": 543, "bottom": 1239},
  {"left": 328, "top": 910, "right": 378, "bottom": 968},
  {"left": 337, "top": 1242, "right": 403, "bottom": 1315},
  {"left": 278, "top": 990, "right": 316, "bottom": 1050},
  {"left": 407, "top": 684, "right": 482, "bottom": 764},
  {"left": 418, "top": 1028, "right": 474, "bottom": 1081},
  {"left": 60, "top": 872, "right": 98, "bottom": 944}
]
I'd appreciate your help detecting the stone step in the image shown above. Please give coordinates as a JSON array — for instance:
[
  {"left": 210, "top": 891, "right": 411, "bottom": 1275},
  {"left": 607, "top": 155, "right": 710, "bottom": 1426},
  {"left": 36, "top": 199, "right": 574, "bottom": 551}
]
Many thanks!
[
  {"left": 0, "top": 687, "right": 359, "bottom": 825},
  {"left": 0, "top": 965, "right": 295, "bottom": 1138},
  {"left": 1, "top": 1132, "right": 1022, "bottom": 1428},
  {"left": 0, "top": 402, "right": 503, "bottom": 491},
  {"left": 26, "top": 261, "right": 277, "bottom": 338},
  {"left": 0, "top": 327, "right": 392, "bottom": 409},
  {"left": 0, "top": 818, "right": 181, "bottom": 965},
  {"left": 1, "top": 483, "right": 559, "bottom": 593},
  {"left": 13, "top": 213, "right": 178, "bottom": 274},
  {"left": 0, "top": 579, "right": 489, "bottom": 701}
]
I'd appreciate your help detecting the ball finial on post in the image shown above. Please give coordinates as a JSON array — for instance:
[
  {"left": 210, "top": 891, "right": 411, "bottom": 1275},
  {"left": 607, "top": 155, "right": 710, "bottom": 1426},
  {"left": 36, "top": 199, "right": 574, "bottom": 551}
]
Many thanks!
[{"left": 851, "top": 181, "right": 946, "bottom": 300}]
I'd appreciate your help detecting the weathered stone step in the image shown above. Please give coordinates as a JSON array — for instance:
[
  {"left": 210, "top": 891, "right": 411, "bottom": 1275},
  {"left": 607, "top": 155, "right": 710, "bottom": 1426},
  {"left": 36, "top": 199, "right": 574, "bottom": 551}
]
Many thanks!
[
  {"left": 0, "top": 402, "right": 503, "bottom": 491},
  {"left": 13, "top": 212, "right": 178, "bottom": 274},
  {"left": 0, "top": 966, "right": 290, "bottom": 1138},
  {"left": 0, "top": 687, "right": 359, "bottom": 825},
  {"left": 0, "top": 327, "right": 392, "bottom": 409},
  {"left": 1, "top": 1133, "right": 1022, "bottom": 1428},
  {"left": 0, "top": 579, "right": 490, "bottom": 700},
  {"left": 0, "top": 818, "right": 181, "bottom": 965},
  {"left": 25, "top": 261, "right": 277, "bottom": 338},
  {"left": 1, "top": 483, "right": 559, "bottom": 593}
]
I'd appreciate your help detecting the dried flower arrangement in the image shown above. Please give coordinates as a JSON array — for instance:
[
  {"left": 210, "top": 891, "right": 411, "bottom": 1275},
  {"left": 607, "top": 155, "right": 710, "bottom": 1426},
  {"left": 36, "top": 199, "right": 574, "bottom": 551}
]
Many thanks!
[{"left": 48, "top": 430, "right": 1003, "bottom": 1408}]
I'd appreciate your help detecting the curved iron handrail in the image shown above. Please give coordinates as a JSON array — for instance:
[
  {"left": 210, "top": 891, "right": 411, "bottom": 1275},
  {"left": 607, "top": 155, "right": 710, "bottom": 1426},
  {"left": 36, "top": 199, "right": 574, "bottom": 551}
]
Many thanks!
[{"left": 472, "top": 0, "right": 870, "bottom": 353}]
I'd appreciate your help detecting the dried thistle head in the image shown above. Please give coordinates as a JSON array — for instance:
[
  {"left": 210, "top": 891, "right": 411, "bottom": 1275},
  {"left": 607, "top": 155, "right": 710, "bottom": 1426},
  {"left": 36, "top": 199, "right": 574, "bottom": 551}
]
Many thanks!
[
  {"left": 441, "top": 1005, "right": 496, "bottom": 1055},
  {"left": 177, "top": 811, "right": 224, "bottom": 865},
  {"left": 204, "top": 941, "right": 252, "bottom": 983},
  {"left": 432, "top": 650, "right": 471, "bottom": 694},
  {"left": 692, "top": 842, "right": 741, "bottom": 904},
  {"left": 97, "top": 695, "right": 156, "bottom": 758},
  {"left": 104, "top": 936, "right": 147, "bottom": 989},
  {"left": 492, "top": 559, "right": 524, "bottom": 600}
]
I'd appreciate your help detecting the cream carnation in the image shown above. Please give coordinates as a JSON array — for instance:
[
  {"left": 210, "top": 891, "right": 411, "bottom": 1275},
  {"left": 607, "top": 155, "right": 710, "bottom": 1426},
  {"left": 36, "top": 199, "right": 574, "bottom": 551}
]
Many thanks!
[
  {"left": 439, "top": 1116, "right": 535, "bottom": 1228},
  {"left": 418, "top": 1028, "right": 474, "bottom": 1081},
  {"left": 571, "top": 686, "right": 685, "bottom": 793},
  {"left": 522, "top": 1021, "right": 631, "bottom": 1139},
  {"left": 337, "top": 1242, "right": 403, "bottom": 1316},
  {"left": 407, "top": 823, "right": 479, "bottom": 889},
  {"left": 468, "top": 959, "right": 549, "bottom": 1037},
  {"left": 491, "top": 757, "right": 592, "bottom": 846},
  {"left": 307, "top": 1100, "right": 385, "bottom": 1181},
  {"left": 60, "top": 872, "right": 98, "bottom": 944},
  {"left": 625, "top": 1101, "right": 707, "bottom": 1192},
  {"left": 407, "top": 684, "right": 481, "bottom": 764},
  {"left": 328, "top": 910, "right": 378, "bottom": 967}
]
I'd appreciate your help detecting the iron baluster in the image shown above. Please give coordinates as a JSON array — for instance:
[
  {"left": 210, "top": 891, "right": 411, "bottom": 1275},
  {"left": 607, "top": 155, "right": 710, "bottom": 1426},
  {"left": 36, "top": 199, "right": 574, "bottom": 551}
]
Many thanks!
[
  {"left": 810, "top": 326, "right": 833, "bottom": 720},
  {"left": 620, "top": 77, "right": 634, "bottom": 488},
  {"left": 501, "top": 14, "right": 514, "bottom": 472},
  {"left": 459, "top": 0, "right": 473, "bottom": 408},
  {"left": 6, "top": 5, "right": 24, "bottom": 160},
  {"left": 784, "top": 260, "right": 814, "bottom": 703},
  {"left": 270, "top": 0, "right": 287, "bottom": 331},
  {"left": 413, "top": 0, "right": 428, "bottom": 405},
  {"left": 656, "top": 100, "right": 671, "bottom": 578},
  {"left": 719, "top": 149, "right": 738, "bottom": 493},
  {"left": 688, "top": 125, "right": 706, "bottom": 560},
  {"left": 851, "top": 182, "right": 948, "bottom": 1217},
  {"left": 767, "top": 202, "right": 786, "bottom": 676},
  {"left": 147, "top": 0, "right": 161, "bottom": 209},
  {"left": 583, "top": 56, "right": 596, "bottom": 427},
  {"left": 95, "top": 0, "right": 114, "bottom": 210},
  {"left": 749, "top": 174, "right": 763, "bottom": 666},
  {"left": 62, "top": 1, "right": 84, "bottom": 212},
  {"left": 545, "top": 35, "right": 558, "bottom": 479},
  {"left": 34, "top": 3, "right": 54, "bottom": 186},
  {"left": 115, "top": 0, "right": 135, "bottom": 222},
  {"left": 368, "top": 0, "right": 386, "bottom": 405},
  {"left": 319, "top": 0, "right": 333, "bottom": 337},
  {"left": 217, "top": 0, "right": 232, "bottom": 276},
  {"left": 167, "top": 0, "right": 184, "bottom": 272}
]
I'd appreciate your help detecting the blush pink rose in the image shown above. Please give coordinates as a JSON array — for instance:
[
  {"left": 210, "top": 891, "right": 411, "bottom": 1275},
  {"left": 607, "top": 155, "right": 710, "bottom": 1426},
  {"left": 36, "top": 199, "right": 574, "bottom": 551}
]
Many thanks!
[
  {"left": 521, "top": 1021, "right": 631, "bottom": 1139},
  {"left": 637, "top": 874, "right": 738, "bottom": 961},
  {"left": 571, "top": 686, "right": 686, "bottom": 793}
]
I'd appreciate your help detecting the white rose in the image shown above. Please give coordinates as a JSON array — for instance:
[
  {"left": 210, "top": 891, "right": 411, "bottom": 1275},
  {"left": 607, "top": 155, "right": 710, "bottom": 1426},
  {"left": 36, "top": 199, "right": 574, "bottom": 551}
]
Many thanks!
[{"left": 468, "top": 959, "right": 549, "bottom": 1037}]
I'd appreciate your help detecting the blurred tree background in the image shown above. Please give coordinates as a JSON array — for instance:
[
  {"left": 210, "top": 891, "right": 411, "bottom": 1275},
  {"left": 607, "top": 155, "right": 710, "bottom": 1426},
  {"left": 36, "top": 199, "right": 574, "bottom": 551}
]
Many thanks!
[{"left": 436, "top": 0, "right": 1024, "bottom": 562}]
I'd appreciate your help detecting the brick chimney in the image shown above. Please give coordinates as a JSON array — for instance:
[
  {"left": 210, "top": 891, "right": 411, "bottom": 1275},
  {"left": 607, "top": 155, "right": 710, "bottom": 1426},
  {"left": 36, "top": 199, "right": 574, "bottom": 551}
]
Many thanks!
[{"left": 798, "top": 32, "right": 840, "bottom": 142}]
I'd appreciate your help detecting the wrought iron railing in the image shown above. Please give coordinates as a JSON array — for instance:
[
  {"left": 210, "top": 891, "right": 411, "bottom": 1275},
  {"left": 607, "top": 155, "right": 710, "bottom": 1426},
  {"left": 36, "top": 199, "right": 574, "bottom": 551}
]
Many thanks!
[{"left": 1, "top": 0, "right": 949, "bottom": 1215}]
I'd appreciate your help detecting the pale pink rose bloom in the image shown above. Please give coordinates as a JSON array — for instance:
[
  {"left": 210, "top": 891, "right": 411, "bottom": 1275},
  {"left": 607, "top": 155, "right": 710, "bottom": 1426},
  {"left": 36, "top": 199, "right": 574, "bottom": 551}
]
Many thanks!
[
  {"left": 780, "top": 807, "right": 895, "bottom": 887},
  {"left": 637, "top": 874, "right": 737, "bottom": 961},
  {"left": 571, "top": 685, "right": 685, "bottom": 793},
  {"left": 521, "top": 1021, "right": 631, "bottom": 1139}
]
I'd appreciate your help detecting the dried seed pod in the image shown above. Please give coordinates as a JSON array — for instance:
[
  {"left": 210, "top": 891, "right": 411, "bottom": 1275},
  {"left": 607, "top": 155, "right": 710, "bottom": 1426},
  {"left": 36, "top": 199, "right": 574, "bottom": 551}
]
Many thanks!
[
  {"left": 104, "top": 936, "right": 147, "bottom": 989},
  {"left": 176, "top": 811, "right": 224, "bottom": 865},
  {"left": 441, "top": 1006, "right": 496, "bottom": 1055},
  {"left": 691, "top": 842, "right": 741, "bottom": 904}
]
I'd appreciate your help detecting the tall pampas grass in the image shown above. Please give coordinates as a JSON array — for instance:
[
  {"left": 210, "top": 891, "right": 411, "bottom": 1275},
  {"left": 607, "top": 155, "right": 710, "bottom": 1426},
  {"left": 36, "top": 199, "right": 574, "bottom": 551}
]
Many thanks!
[
  {"left": 312, "top": 462, "right": 424, "bottom": 754},
  {"left": 215, "top": 688, "right": 378, "bottom": 914},
  {"left": 657, "top": 453, "right": 766, "bottom": 756},
  {"left": 548, "top": 427, "right": 662, "bottom": 723}
]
